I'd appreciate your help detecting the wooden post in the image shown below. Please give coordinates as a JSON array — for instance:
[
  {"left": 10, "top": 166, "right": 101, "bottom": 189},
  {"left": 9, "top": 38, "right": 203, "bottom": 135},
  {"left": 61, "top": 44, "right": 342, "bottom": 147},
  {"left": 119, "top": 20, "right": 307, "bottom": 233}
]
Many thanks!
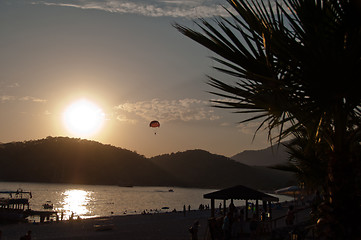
[
  {"left": 268, "top": 201, "right": 272, "bottom": 220},
  {"left": 245, "top": 200, "right": 248, "bottom": 220},
  {"left": 223, "top": 199, "right": 226, "bottom": 216},
  {"left": 263, "top": 201, "right": 267, "bottom": 221},
  {"left": 256, "top": 200, "right": 259, "bottom": 219},
  {"left": 211, "top": 198, "right": 215, "bottom": 217}
]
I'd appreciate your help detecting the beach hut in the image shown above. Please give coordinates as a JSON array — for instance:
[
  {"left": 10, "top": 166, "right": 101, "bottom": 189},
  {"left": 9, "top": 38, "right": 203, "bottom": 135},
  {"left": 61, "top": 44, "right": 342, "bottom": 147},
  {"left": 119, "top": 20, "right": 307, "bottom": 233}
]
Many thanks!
[{"left": 203, "top": 185, "right": 279, "bottom": 220}]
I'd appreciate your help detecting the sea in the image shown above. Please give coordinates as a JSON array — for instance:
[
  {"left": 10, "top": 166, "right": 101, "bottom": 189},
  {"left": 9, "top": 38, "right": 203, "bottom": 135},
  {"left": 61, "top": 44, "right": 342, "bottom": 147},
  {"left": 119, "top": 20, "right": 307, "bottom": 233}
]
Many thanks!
[{"left": 0, "top": 182, "right": 292, "bottom": 221}]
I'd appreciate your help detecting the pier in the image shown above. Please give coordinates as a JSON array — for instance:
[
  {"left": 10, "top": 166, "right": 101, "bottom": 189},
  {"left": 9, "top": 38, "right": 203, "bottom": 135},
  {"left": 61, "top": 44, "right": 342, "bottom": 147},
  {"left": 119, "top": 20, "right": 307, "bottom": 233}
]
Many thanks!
[{"left": 27, "top": 210, "right": 58, "bottom": 223}]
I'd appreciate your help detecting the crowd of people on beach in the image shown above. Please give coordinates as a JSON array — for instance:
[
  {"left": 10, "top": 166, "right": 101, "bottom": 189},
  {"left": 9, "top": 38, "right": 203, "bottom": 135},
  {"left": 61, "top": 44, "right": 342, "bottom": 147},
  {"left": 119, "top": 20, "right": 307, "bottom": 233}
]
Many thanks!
[
  {"left": 202, "top": 201, "right": 298, "bottom": 240},
  {"left": 140, "top": 203, "right": 208, "bottom": 216},
  {"left": 219, "top": 203, "right": 248, "bottom": 240}
]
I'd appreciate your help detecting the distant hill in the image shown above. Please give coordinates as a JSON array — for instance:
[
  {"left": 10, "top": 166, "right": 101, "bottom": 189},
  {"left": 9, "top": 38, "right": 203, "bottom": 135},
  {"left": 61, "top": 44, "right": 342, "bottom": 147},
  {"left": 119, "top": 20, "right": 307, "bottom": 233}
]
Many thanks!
[
  {"left": 0, "top": 137, "right": 295, "bottom": 190},
  {"left": 150, "top": 149, "right": 295, "bottom": 190},
  {"left": 231, "top": 144, "right": 290, "bottom": 166},
  {"left": 0, "top": 137, "right": 181, "bottom": 187}
]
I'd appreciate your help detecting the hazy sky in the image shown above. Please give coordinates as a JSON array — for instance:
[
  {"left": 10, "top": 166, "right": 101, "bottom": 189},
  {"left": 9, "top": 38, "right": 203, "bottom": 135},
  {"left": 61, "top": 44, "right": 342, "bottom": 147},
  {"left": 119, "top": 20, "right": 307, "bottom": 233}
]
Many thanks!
[{"left": 0, "top": 0, "right": 271, "bottom": 157}]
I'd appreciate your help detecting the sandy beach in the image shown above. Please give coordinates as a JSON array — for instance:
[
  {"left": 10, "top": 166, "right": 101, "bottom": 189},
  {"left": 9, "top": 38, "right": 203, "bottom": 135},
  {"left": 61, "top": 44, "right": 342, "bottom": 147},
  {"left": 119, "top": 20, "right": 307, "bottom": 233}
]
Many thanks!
[
  {"left": 0, "top": 203, "right": 309, "bottom": 240},
  {"left": 0, "top": 210, "right": 211, "bottom": 240}
]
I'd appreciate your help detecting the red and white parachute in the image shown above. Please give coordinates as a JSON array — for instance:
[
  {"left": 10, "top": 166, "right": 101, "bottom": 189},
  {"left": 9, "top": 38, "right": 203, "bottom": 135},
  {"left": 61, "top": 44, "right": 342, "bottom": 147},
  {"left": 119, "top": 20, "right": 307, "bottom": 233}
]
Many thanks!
[{"left": 149, "top": 120, "right": 160, "bottom": 135}]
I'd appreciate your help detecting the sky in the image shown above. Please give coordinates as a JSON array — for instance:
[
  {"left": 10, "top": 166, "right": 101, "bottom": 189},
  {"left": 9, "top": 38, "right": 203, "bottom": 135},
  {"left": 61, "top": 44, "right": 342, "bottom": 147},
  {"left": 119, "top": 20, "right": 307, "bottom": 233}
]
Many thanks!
[{"left": 0, "top": 0, "right": 272, "bottom": 157}]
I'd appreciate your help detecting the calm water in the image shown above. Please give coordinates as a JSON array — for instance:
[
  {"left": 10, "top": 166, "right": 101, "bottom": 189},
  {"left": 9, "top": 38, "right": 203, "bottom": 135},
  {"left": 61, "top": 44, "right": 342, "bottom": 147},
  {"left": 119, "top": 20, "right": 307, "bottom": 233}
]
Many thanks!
[
  {"left": 0, "top": 182, "right": 216, "bottom": 220},
  {"left": 0, "top": 182, "right": 291, "bottom": 221}
]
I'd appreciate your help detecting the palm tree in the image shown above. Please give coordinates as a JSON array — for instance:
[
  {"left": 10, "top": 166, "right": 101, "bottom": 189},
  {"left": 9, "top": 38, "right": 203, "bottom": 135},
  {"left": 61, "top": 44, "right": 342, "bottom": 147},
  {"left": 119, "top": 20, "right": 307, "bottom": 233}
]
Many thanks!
[
  {"left": 273, "top": 129, "right": 329, "bottom": 192},
  {"left": 174, "top": 0, "right": 361, "bottom": 238}
]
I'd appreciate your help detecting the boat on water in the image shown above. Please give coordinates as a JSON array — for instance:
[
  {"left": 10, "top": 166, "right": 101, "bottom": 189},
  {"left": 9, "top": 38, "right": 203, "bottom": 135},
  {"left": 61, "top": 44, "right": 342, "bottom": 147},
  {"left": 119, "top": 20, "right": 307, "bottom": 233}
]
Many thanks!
[
  {"left": 0, "top": 189, "right": 32, "bottom": 223},
  {"left": 0, "top": 189, "right": 58, "bottom": 223},
  {"left": 42, "top": 201, "right": 53, "bottom": 209}
]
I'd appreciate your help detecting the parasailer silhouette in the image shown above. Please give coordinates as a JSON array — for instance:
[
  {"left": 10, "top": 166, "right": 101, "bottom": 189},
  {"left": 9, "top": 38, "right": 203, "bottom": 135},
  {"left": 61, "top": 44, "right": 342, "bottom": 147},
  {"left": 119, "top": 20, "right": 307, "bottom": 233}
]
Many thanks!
[{"left": 149, "top": 120, "right": 160, "bottom": 135}]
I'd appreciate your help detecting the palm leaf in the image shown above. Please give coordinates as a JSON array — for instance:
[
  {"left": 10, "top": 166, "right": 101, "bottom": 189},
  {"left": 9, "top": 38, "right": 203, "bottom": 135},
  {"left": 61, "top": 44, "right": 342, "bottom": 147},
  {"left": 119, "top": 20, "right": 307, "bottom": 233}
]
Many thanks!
[{"left": 174, "top": 0, "right": 361, "bottom": 169}]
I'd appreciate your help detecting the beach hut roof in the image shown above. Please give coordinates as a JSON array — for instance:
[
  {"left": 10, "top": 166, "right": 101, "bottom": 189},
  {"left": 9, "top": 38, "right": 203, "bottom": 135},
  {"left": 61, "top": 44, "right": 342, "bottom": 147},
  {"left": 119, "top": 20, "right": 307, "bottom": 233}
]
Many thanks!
[{"left": 204, "top": 185, "right": 279, "bottom": 202}]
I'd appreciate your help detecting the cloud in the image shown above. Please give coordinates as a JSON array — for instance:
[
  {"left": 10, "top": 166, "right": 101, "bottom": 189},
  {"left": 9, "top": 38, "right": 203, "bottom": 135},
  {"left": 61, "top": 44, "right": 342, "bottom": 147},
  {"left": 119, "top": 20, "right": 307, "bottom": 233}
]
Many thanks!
[
  {"left": 0, "top": 95, "right": 16, "bottom": 102},
  {"left": 114, "top": 98, "right": 220, "bottom": 123},
  {"left": 0, "top": 82, "right": 20, "bottom": 95},
  {"left": 7, "top": 83, "right": 20, "bottom": 88},
  {"left": 0, "top": 95, "right": 47, "bottom": 103},
  {"left": 19, "top": 96, "right": 47, "bottom": 103},
  {"left": 116, "top": 114, "right": 138, "bottom": 124},
  {"left": 236, "top": 121, "right": 264, "bottom": 135},
  {"left": 32, "top": 0, "right": 228, "bottom": 18}
]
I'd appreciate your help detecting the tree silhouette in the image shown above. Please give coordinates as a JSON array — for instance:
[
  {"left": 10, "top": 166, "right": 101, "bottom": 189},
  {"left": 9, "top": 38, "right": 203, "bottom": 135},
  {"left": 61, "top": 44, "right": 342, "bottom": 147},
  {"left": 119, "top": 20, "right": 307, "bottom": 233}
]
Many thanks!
[{"left": 175, "top": 0, "right": 361, "bottom": 238}]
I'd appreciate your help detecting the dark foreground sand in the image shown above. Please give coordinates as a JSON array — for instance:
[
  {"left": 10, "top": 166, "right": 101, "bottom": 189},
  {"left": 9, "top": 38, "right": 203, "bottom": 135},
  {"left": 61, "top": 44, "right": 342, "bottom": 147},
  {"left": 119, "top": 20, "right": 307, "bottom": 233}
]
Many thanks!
[
  {"left": 1, "top": 204, "right": 307, "bottom": 240},
  {"left": 0, "top": 210, "right": 210, "bottom": 240}
]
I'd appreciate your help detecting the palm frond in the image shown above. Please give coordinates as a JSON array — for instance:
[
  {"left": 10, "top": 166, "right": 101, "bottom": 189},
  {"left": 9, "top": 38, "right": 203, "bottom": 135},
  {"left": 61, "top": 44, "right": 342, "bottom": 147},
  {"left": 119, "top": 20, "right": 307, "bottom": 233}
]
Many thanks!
[{"left": 174, "top": 0, "right": 361, "bottom": 153}]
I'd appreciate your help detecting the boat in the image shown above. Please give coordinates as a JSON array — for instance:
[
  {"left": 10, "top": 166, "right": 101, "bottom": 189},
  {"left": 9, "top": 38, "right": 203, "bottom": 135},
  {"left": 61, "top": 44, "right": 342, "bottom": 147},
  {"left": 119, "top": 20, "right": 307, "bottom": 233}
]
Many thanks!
[
  {"left": 0, "top": 189, "right": 59, "bottom": 223},
  {"left": 42, "top": 201, "right": 53, "bottom": 209},
  {"left": 0, "top": 189, "right": 32, "bottom": 223}
]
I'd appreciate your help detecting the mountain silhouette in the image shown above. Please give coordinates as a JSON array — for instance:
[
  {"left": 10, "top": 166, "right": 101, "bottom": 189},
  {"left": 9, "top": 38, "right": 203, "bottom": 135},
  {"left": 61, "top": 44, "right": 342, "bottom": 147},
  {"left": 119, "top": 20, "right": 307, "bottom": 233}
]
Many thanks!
[
  {"left": 0, "top": 137, "right": 180, "bottom": 187},
  {"left": 150, "top": 149, "right": 295, "bottom": 190},
  {"left": 231, "top": 144, "right": 289, "bottom": 166},
  {"left": 0, "top": 137, "right": 295, "bottom": 190}
]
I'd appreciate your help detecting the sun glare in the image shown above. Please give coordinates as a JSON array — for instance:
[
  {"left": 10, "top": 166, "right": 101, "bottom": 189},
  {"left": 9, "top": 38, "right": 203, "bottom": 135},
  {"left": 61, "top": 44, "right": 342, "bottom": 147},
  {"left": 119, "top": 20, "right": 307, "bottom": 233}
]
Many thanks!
[
  {"left": 63, "top": 99, "right": 105, "bottom": 137},
  {"left": 61, "top": 189, "right": 91, "bottom": 219}
]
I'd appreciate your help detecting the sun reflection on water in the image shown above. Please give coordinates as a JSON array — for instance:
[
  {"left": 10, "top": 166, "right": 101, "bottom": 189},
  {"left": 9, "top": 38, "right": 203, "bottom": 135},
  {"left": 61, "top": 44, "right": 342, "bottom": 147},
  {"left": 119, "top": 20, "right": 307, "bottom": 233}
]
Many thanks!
[{"left": 60, "top": 189, "right": 92, "bottom": 219}]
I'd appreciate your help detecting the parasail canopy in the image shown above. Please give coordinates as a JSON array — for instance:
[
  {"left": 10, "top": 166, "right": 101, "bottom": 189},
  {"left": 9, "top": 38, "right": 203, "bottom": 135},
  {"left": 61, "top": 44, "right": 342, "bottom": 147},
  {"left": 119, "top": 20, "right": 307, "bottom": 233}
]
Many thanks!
[{"left": 149, "top": 120, "right": 160, "bottom": 128}]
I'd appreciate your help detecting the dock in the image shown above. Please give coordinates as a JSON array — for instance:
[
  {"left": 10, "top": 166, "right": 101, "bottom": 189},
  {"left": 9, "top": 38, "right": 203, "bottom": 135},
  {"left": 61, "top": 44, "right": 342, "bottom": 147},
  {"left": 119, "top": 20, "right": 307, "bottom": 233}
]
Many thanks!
[{"left": 27, "top": 210, "right": 58, "bottom": 223}]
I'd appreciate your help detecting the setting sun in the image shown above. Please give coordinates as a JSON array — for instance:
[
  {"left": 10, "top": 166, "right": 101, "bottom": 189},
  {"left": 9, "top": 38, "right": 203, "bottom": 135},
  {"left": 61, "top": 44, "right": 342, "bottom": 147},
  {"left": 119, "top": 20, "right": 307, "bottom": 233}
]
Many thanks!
[{"left": 63, "top": 99, "right": 105, "bottom": 137}]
